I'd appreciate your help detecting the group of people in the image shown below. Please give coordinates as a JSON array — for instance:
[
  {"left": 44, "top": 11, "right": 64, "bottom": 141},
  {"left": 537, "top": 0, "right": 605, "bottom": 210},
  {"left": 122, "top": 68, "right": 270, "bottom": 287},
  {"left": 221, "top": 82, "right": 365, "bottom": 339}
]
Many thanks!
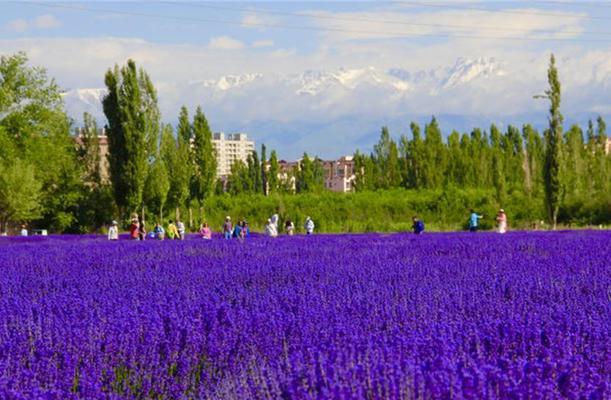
[
  {"left": 108, "top": 215, "right": 188, "bottom": 241},
  {"left": 468, "top": 208, "right": 508, "bottom": 233},
  {"left": 221, "top": 217, "right": 251, "bottom": 240},
  {"left": 106, "top": 209, "right": 509, "bottom": 240}
]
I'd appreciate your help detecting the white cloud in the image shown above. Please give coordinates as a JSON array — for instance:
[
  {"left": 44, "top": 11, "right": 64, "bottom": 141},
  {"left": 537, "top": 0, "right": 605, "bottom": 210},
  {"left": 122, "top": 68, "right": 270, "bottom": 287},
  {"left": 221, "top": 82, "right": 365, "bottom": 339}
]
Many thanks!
[
  {"left": 253, "top": 39, "right": 274, "bottom": 48},
  {"left": 5, "top": 19, "right": 28, "bottom": 33},
  {"left": 208, "top": 36, "right": 245, "bottom": 50},
  {"left": 4, "top": 14, "right": 62, "bottom": 32},
  {"left": 307, "top": 7, "right": 586, "bottom": 42},
  {"left": 241, "top": 14, "right": 265, "bottom": 28},
  {"left": 33, "top": 15, "right": 62, "bottom": 29}
]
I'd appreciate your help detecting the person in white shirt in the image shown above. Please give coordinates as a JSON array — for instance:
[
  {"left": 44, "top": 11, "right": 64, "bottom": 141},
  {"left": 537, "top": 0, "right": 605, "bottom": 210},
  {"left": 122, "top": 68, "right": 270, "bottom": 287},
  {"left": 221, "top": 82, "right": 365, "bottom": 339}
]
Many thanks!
[
  {"left": 176, "top": 219, "right": 186, "bottom": 240},
  {"left": 108, "top": 220, "right": 119, "bottom": 240},
  {"left": 20, "top": 225, "right": 28, "bottom": 237},
  {"left": 304, "top": 217, "right": 315, "bottom": 235},
  {"left": 265, "top": 218, "right": 278, "bottom": 237}
]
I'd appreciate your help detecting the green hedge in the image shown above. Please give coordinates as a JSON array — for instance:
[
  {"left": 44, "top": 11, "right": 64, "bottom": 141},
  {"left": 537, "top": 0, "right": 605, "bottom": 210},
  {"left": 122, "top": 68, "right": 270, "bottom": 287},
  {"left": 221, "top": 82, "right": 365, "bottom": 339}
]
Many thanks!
[{"left": 182, "top": 188, "right": 591, "bottom": 233}]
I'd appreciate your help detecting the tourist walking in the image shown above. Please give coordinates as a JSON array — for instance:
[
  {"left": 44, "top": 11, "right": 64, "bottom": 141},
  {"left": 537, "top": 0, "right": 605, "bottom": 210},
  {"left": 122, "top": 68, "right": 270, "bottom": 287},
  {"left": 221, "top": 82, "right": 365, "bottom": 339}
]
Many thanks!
[
  {"left": 176, "top": 219, "right": 185, "bottom": 240},
  {"left": 20, "top": 225, "right": 28, "bottom": 237},
  {"left": 199, "top": 222, "right": 212, "bottom": 240},
  {"left": 108, "top": 220, "right": 119, "bottom": 240},
  {"left": 223, "top": 217, "right": 232, "bottom": 240},
  {"left": 285, "top": 219, "right": 295, "bottom": 235},
  {"left": 412, "top": 216, "right": 425, "bottom": 235},
  {"left": 496, "top": 209, "right": 508, "bottom": 234},
  {"left": 468, "top": 209, "right": 483, "bottom": 232},
  {"left": 304, "top": 216, "right": 315, "bottom": 235}
]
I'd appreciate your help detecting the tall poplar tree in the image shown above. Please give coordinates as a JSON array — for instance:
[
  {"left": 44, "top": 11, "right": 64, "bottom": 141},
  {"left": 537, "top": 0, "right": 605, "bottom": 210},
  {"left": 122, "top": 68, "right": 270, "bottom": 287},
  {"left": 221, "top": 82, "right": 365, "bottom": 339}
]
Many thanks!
[
  {"left": 261, "top": 144, "right": 268, "bottom": 195},
  {"left": 191, "top": 106, "right": 216, "bottom": 204},
  {"left": 268, "top": 150, "right": 279, "bottom": 194},
  {"left": 103, "top": 59, "right": 160, "bottom": 215},
  {"left": 542, "top": 54, "right": 563, "bottom": 229}
]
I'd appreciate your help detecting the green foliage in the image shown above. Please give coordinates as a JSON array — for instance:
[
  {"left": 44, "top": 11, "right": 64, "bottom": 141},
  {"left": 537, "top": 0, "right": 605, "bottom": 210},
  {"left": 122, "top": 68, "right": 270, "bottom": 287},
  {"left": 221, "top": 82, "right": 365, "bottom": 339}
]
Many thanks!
[
  {"left": 200, "top": 188, "right": 555, "bottom": 234},
  {"left": 268, "top": 150, "right": 280, "bottom": 194},
  {"left": 0, "top": 159, "right": 42, "bottom": 231},
  {"left": 0, "top": 52, "right": 84, "bottom": 232},
  {"left": 102, "top": 59, "right": 160, "bottom": 215},
  {"left": 191, "top": 106, "right": 216, "bottom": 204},
  {"left": 543, "top": 54, "right": 564, "bottom": 229}
]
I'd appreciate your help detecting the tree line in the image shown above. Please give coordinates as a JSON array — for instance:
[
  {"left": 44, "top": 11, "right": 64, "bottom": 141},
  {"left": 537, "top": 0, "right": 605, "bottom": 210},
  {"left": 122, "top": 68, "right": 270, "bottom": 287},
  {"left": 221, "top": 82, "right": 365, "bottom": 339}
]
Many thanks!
[
  {"left": 0, "top": 52, "right": 608, "bottom": 233},
  {"left": 353, "top": 56, "right": 609, "bottom": 228}
]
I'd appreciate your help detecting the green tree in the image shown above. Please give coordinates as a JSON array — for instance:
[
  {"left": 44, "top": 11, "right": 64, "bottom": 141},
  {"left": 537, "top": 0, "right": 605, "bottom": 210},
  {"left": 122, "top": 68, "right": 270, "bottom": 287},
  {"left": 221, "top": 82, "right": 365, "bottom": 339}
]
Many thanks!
[
  {"left": 77, "top": 112, "right": 101, "bottom": 186},
  {"left": 102, "top": 59, "right": 160, "bottom": 216},
  {"left": 0, "top": 159, "right": 42, "bottom": 232},
  {"left": 542, "top": 54, "right": 564, "bottom": 229},
  {"left": 191, "top": 106, "right": 216, "bottom": 204},
  {"left": 260, "top": 144, "right": 268, "bottom": 195},
  {"left": 268, "top": 150, "right": 280, "bottom": 194},
  {"left": 0, "top": 52, "right": 83, "bottom": 232},
  {"left": 422, "top": 116, "right": 447, "bottom": 188}
]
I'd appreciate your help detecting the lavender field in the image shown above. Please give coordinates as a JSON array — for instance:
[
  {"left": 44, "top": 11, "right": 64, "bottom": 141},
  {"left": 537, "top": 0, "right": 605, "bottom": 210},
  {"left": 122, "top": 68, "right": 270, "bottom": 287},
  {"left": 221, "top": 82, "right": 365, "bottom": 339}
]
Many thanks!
[{"left": 0, "top": 232, "right": 609, "bottom": 399}]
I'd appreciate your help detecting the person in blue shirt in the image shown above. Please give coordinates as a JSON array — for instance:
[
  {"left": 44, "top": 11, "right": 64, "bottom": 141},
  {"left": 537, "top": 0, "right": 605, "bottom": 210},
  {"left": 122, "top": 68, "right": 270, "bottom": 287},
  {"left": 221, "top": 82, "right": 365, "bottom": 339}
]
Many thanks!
[
  {"left": 412, "top": 216, "right": 425, "bottom": 234},
  {"left": 469, "top": 209, "right": 483, "bottom": 232},
  {"left": 232, "top": 222, "right": 243, "bottom": 239}
]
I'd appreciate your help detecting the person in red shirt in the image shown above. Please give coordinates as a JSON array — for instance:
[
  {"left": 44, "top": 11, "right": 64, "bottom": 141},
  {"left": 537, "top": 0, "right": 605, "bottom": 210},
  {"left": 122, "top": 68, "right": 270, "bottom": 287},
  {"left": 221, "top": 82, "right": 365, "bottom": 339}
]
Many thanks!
[{"left": 130, "top": 217, "right": 140, "bottom": 240}]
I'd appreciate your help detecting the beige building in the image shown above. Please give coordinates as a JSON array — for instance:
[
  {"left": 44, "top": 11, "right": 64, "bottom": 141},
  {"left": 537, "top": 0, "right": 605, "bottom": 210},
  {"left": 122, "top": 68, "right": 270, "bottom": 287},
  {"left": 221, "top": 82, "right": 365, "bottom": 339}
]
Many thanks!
[
  {"left": 277, "top": 156, "right": 356, "bottom": 193},
  {"left": 73, "top": 129, "right": 110, "bottom": 184},
  {"left": 213, "top": 132, "right": 255, "bottom": 178},
  {"left": 321, "top": 156, "right": 356, "bottom": 193}
]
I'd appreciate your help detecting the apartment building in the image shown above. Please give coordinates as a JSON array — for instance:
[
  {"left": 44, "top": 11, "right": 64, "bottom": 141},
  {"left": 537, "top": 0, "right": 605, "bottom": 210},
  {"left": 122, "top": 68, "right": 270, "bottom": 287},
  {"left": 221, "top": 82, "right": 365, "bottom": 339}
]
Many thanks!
[
  {"left": 321, "top": 156, "right": 356, "bottom": 193},
  {"left": 213, "top": 132, "right": 255, "bottom": 178}
]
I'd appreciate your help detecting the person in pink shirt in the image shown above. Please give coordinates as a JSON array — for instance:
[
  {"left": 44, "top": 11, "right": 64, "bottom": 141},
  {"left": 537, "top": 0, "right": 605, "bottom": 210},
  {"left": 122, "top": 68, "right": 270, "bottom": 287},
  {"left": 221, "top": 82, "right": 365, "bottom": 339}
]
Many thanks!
[{"left": 200, "top": 222, "right": 212, "bottom": 240}]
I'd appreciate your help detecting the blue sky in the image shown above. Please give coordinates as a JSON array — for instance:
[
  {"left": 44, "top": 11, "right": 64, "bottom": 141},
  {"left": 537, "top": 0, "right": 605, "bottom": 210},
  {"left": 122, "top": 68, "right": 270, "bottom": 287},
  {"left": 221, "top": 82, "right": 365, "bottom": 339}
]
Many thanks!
[{"left": 3, "top": 1, "right": 611, "bottom": 158}]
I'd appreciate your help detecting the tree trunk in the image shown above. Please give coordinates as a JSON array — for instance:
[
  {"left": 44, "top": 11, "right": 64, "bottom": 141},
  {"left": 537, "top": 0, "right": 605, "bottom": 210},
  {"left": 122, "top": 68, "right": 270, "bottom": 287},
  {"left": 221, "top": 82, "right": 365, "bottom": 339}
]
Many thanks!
[
  {"left": 189, "top": 207, "right": 193, "bottom": 231},
  {"left": 175, "top": 207, "right": 180, "bottom": 221},
  {"left": 159, "top": 204, "right": 164, "bottom": 223}
]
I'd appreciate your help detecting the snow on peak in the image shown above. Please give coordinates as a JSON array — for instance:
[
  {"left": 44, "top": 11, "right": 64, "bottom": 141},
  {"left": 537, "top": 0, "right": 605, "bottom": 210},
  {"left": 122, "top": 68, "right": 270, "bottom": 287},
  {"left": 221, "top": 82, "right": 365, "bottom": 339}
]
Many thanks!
[
  {"left": 441, "top": 57, "right": 504, "bottom": 89},
  {"left": 198, "top": 73, "right": 263, "bottom": 91}
]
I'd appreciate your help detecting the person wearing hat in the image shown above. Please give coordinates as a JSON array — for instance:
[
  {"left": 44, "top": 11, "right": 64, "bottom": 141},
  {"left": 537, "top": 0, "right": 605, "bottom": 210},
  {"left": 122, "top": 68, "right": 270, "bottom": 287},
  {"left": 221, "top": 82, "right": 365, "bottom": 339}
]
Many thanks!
[
  {"left": 304, "top": 216, "right": 315, "bottom": 235},
  {"left": 223, "top": 216, "right": 232, "bottom": 240},
  {"left": 496, "top": 209, "right": 508, "bottom": 234},
  {"left": 108, "top": 220, "right": 119, "bottom": 240}
]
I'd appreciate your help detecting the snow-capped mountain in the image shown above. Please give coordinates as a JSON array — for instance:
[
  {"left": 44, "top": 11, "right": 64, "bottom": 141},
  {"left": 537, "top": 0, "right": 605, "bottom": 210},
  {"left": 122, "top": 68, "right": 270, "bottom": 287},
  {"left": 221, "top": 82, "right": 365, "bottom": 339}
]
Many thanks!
[
  {"left": 195, "top": 73, "right": 263, "bottom": 91},
  {"left": 292, "top": 67, "right": 410, "bottom": 95},
  {"left": 440, "top": 57, "right": 504, "bottom": 89},
  {"left": 62, "top": 88, "right": 107, "bottom": 120}
]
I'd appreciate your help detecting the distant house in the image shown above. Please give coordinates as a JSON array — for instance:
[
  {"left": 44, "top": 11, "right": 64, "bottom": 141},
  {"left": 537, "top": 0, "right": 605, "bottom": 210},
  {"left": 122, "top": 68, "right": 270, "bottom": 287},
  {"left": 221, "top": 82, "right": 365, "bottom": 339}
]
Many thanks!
[
  {"left": 73, "top": 128, "right": 110, "bottom": 184},
  {"left": 277, "top": 156, "right": 356, "bottom": 193},
  {"left": 321, "top": 156, "right": 356, "bottom": 193}
]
